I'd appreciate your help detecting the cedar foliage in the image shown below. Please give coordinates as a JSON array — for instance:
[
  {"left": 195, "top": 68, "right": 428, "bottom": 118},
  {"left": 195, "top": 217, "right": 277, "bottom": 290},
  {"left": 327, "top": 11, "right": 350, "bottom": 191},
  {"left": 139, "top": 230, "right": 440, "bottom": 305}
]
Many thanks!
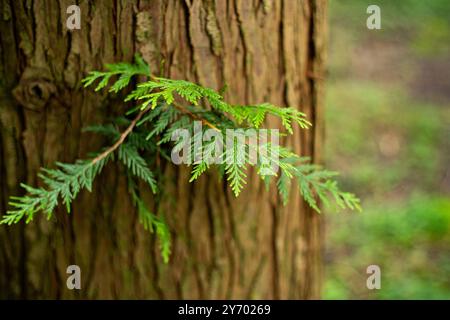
[{"left": 1, "top": 55, "right": 361, "bottom": 262}]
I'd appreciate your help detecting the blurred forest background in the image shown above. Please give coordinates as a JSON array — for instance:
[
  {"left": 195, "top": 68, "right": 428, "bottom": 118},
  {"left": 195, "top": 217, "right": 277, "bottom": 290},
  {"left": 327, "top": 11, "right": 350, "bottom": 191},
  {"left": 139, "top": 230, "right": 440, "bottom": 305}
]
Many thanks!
[{"left": 324, "top": 0, "right": 450, "bottom": 299}]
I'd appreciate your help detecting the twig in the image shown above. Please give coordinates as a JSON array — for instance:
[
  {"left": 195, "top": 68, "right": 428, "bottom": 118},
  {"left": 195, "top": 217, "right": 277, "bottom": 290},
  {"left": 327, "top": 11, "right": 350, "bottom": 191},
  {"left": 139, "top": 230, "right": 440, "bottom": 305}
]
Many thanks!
[
  {"left": 91, "top": 75, "right": 221, "bottom": 166},
  {"left": 172, "top": 102, "right": 221, "bottom": 132},
  {"left": 91, "top": 109, "right": 148, "bottom": 164},
  {"left": 149, "top": 74, "right": 221, "bottom": 132}
]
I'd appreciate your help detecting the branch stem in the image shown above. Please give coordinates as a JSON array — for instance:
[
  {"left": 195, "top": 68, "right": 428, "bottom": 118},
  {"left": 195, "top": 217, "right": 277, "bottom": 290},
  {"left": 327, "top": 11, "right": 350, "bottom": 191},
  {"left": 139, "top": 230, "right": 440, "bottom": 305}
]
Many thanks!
[
  {"left": 91, "top": 109, "right": 147, "bottom": 164},
  {"left": 172, "top": 102, "right": 220, "bottom": 132}
]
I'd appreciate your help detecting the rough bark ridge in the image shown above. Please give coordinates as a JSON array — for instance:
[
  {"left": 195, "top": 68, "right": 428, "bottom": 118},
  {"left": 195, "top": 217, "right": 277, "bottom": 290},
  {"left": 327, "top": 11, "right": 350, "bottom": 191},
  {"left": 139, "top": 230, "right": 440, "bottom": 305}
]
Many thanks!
[{"left": 0, "top": 0, "right": 326, "bottom": 299}]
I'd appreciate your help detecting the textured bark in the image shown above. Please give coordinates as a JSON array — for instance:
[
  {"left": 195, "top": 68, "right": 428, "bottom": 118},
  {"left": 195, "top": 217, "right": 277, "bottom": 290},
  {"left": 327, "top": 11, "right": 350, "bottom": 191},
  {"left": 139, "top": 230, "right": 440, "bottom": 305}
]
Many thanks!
[{"left": 0, "top": 0, "right": 326, "bottom": 299}]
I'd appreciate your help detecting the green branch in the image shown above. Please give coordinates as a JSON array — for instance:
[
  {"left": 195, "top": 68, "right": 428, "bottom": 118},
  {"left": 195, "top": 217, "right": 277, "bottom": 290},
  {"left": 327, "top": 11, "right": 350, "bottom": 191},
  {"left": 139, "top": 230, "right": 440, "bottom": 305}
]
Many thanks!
[{"left": 2, "top": 54, "right": 362, "bottom": 263}]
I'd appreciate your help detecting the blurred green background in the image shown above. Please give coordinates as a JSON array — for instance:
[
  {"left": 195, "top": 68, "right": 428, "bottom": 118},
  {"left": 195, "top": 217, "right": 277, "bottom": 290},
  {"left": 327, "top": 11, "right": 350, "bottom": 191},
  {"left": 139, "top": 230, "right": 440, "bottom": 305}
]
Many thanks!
[{"left": 324, "top": 0, "right": 450, "bottom": 299}]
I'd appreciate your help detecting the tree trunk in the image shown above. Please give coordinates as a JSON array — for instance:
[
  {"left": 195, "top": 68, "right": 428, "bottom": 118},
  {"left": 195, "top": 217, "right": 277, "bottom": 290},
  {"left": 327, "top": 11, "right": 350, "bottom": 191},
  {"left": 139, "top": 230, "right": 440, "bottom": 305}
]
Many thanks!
[{"left": 0, "top": 0, "right": 326, "bottom": 299}]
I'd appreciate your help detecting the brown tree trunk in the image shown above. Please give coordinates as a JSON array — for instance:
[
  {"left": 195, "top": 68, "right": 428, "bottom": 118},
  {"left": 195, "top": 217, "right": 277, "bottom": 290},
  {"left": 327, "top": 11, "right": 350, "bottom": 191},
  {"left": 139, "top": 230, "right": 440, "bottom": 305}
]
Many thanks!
[{"left": 0, "top": 0, "right": 326, "bottom": 299}]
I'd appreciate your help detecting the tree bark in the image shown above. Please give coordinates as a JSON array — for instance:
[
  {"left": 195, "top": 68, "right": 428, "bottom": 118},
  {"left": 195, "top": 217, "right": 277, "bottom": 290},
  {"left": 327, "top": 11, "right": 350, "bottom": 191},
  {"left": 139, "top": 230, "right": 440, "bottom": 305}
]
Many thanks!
[{"left": 0, "top": 0, "right": 326, "bottom": 299}]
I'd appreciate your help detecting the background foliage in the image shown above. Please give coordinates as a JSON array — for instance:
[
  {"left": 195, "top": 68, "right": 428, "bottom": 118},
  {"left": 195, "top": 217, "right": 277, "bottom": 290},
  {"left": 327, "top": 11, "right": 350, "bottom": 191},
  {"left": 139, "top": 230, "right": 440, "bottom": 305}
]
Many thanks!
[{"left": 324, "top": 0, "right": 450, "bottom": 299}]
